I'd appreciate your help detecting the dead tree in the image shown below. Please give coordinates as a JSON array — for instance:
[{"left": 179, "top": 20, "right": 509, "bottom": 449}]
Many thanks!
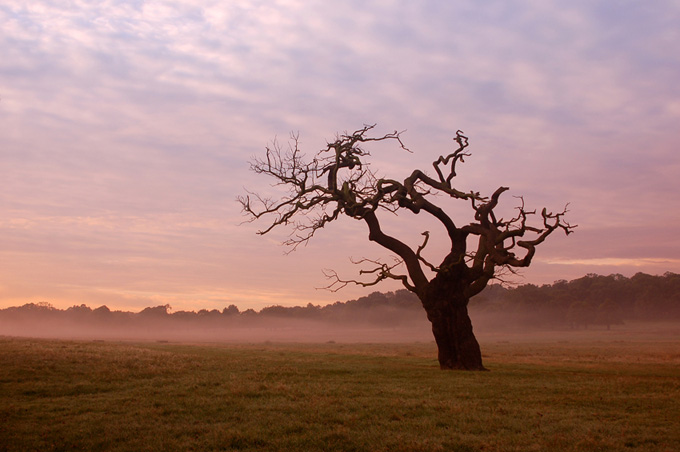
[{"left": 238, "top": 125, "right": 574, "bottom": 370}]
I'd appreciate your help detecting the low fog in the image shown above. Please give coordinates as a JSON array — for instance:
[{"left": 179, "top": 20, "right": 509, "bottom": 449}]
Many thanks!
[
  {"left": 2, "top": 273, "right": 678, "bottom": 344},
  {"left": 0, "top": 315, "right": 433, "bottom": 344},
  {"left": 0, "top": 305, "right": 602, "bottom": 345}
]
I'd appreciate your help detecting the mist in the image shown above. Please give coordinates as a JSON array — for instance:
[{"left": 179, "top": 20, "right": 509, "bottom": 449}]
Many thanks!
[
  {"left": 2, "top": 273, "right": 678, "bottom": 344},
  {"left": 0, "top": 303, "right": 432, "bottom": 344},
  {"left": 4, "top": 307, "right": 675, "bottom": 350}
]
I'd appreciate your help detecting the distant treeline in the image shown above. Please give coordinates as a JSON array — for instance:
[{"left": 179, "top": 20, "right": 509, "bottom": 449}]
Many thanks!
[
  {"left": 1, "top": 272, "right": 679, "bottom": 331},
  {"left": 471, "top": 272, "right": 680, "bottom": 328},
  {"left": 0, "top": 290, "right": 426, "bottom": 331}
]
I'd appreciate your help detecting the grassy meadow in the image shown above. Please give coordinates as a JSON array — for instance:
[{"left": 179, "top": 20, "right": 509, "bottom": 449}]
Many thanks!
[{"left": 1, "top": 325, "right": 679, "bottom": 451}]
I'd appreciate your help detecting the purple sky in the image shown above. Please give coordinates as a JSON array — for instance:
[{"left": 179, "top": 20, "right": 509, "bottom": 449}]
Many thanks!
[{"left": 2, "top": 1, "right": 680, "bottom": 312}]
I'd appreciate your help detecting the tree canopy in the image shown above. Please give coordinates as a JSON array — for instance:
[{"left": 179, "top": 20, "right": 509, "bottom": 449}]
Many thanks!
[
  {"left": 239, "top": 125, "right": 573, "bottom": 296},
  {"left": 239, "top": 125, "right": 575, "bottom": 369}
]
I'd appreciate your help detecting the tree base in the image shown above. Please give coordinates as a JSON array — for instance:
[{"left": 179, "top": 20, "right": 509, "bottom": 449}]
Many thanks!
[{"left": 429, "top": 301, "right": 486, "bottom": 371}]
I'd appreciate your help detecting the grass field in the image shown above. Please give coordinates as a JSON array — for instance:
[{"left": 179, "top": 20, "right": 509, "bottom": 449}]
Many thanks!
[{"left": 1, "top": 325, "right": 679, "bottom": 451}]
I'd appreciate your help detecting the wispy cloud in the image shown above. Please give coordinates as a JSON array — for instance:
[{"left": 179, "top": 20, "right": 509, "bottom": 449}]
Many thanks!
[{"left": 543, "top": 257, "right": 680, "bottom": 267}]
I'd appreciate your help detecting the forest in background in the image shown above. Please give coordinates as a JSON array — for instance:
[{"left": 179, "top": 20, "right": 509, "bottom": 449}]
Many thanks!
[{"left": 1, "top": 272, "right": 679, "bottom": 340}]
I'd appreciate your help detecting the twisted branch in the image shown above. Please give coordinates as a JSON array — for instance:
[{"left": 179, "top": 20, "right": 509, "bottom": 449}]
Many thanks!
[
  {"left": 322, "top": 256, "right": 414, "bottom": 292},
  {"left": 239, "top": 125, "right": 575, "bottom": 297}
]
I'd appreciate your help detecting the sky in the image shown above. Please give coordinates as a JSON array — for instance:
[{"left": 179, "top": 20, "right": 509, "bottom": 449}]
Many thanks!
[{"left": 2, "top": 0, "right": 680, "bottom": 312}]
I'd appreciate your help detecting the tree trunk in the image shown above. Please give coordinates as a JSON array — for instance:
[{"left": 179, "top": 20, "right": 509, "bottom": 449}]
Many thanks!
[{"left": 422, "top": 291, "right": 486, "bottom": 371}]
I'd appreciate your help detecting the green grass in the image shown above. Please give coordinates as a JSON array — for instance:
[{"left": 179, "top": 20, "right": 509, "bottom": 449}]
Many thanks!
[{"left": 0, "top": 335, "right": 678, "bottom": 451}]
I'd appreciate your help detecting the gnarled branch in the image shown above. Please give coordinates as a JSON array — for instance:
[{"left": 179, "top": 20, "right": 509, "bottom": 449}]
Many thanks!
[
  {"left": 240, "top": 125, "right": 575, "bottom": 298},
  {"left": 322, "top": 256, "right": 414, "bottom": 292}
]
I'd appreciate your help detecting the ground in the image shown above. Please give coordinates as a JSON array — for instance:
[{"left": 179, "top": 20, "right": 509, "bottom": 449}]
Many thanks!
[{"left": 0, "top": 322, "right": 678, "bottom": 451}]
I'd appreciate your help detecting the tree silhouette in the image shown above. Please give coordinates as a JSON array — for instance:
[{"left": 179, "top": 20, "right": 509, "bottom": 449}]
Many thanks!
[{"left": 239, "top": 125, "right": 574, "bottom": 370}]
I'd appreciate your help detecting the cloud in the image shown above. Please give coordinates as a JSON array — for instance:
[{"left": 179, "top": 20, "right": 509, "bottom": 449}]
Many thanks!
[
  {"left": 2, "top": 0, "right": 680, "bottom": 310},
  {"left": 543, "top": 257, "right": 680, "bottom": 267}
]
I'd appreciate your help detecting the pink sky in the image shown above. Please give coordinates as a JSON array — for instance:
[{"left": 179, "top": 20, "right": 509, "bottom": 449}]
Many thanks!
[{"left": 2, "top": 1, "right": 680, "bottom": 312}]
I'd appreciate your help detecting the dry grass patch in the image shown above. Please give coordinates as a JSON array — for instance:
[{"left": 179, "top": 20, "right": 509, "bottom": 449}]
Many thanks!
[{"left": 0, "top": 329, "right": 678, "bottom": 451}]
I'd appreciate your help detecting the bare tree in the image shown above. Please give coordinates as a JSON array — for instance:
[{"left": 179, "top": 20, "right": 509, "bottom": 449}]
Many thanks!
[{"left": 239, "top": 125, "right": 574, "bottom": 370}]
